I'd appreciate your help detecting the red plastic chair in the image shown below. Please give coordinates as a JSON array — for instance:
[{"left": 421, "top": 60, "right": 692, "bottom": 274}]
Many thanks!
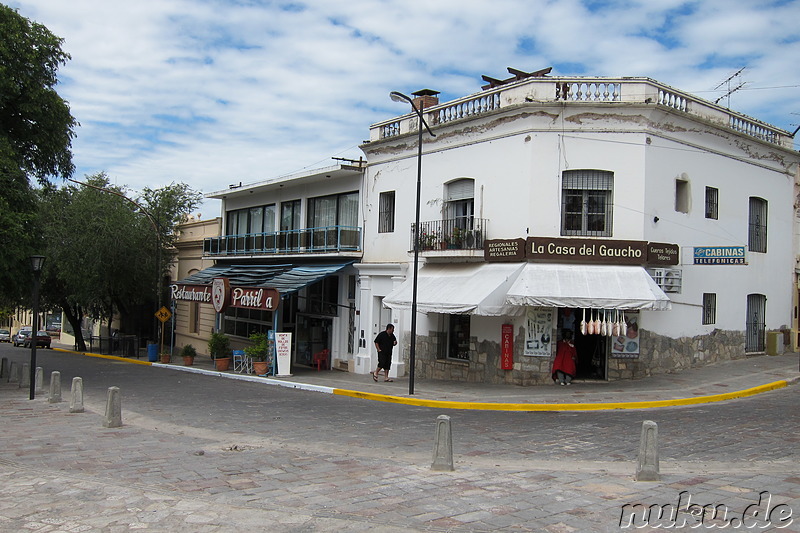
[{"left": 312, "top": 349, "right": 330, "bottom": 371}]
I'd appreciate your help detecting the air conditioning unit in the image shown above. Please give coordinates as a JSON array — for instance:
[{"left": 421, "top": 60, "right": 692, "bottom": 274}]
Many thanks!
[{"left": 650, "top": 268, "right": 682, "bottom": 293}]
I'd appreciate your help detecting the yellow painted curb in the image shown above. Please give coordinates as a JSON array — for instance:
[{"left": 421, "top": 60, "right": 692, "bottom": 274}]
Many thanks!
[
  {"left": 53, "top": 347, "right": 153, "bottom": 366},
  {"left": 332, "top": 380, "right": 789, "bottom": 411}
]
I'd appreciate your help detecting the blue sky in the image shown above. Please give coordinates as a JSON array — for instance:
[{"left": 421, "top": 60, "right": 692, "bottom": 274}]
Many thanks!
[{"left": 11, "top": 0, "right": 800, "bottom": 217}]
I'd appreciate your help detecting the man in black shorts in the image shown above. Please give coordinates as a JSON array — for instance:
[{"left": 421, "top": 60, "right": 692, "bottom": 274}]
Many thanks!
[{"left": 372, "top": 323, "right": 397, "bottom": 382}]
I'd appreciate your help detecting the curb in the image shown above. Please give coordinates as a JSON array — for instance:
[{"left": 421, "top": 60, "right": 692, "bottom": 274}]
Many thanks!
[
  {"left": 332, "top": 380, "right": 791, "bottom": 411},
  {"left": 52, "top": 347, "right": 796, "bottom": 411}
]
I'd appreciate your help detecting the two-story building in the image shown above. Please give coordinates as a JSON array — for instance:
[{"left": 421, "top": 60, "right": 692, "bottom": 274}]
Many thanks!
[
  {"left": 172, "top": 162, "right": 365, "bottom": 370},
  {"left": 355, "top": 70, "right": 800, "bottom": 384}
]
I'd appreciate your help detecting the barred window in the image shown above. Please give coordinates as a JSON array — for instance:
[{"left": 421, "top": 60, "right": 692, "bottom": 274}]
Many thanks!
[
  {"left": 705, "top": 187, "right": 718, "bottom": 220},
  {"left": 378, "top": 191, "right": 395, "bottom": 233},
  {"left": 702, "top": 293, "right": 716, "bottom": 325},
  {"left": 748, "top": 197, "right": 767, "bottom": 253},
  {"left": 561, "top": 170, "right": 613, "bottom": 237}
]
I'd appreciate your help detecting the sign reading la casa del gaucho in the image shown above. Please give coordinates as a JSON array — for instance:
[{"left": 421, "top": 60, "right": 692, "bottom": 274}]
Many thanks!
[
  {"left": 484, "top": 237, "right": 679, "bottom": 266},
  {"left": 170, "top": 278, "right": 279, "bottom": 313}
]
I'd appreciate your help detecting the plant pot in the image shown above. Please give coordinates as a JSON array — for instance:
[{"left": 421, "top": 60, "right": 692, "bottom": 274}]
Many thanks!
[
  {"left": 252, "top": 360, "right": 270, "bottom": 375},
  {"left": 160, "top": 354, "right": 171, "bottom": 364},
  {"left": 214, "top": 357, "right": 231, "bottom": 371},
  {"left": 182, "top": 356, "right": 194, "bottom": 366}
]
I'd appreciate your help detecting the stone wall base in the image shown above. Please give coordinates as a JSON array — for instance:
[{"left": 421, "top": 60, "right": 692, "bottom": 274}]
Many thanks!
[{"left": 405, "top": 328, "right": 749, "bottom": 385}]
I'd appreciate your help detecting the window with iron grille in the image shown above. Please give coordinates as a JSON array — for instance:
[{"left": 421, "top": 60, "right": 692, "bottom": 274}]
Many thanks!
[
  {"left": 561, "top": 170, "right": 613, "bottom": 237},
  {"left": 702, "top": 293, "right": 716, "bottom": 325},
  {"left": 378, "top": 191, "right": 395, "bottom": 233},
  {"left": 748, "top": 197, "right": 767, "bottom": 253},
  {"left": 705, "top": 187, "right": 718, "bottom": 219}
]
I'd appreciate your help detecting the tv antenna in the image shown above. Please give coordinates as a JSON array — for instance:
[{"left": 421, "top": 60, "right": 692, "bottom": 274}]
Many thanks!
[{"left": 714, "top": 67, "right": 747, "bottom": 108}]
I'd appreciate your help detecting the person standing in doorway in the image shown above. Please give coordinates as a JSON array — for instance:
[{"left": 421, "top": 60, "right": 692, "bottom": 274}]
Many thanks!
[
  {"left": 372, "top": 323, "right": 397, "bottom": 382},
  {"left": 552, "top": 329, "right": 577, "bottom": 386}
]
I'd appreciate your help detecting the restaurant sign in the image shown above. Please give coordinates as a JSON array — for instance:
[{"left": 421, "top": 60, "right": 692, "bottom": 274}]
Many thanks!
[
  {"left": 171, "top": 278, "right": 280, "bottom": 312},
  {"left": 484, "top": 237, "right": 679, "bottom": 266}
]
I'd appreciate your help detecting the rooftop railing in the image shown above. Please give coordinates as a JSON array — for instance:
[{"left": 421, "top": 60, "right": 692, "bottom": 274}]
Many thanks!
[{"left": 371, "top": 77, "right": 792, "bottom": 149}]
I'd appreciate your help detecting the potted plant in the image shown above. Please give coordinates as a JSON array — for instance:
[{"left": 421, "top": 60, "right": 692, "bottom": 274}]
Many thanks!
[
  {"left": 208, "top": 332, "right": 232, "bottom": 371},
  {"left": 450, "top": 227, "right": 464, "bottom": 248},
  {"left": 160, "top": 351, "right": 171, "bottom": 364},
  {"left": 180, "top": 344, "right": 197, "bottom": 366},
  {"left": 244, "top": 332, "right": 271, "bottom": 375}
]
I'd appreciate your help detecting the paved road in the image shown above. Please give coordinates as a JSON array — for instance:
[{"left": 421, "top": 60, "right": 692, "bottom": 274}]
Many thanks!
[{"left": 1, "top": 346, "right": 798, "bottom": 531}]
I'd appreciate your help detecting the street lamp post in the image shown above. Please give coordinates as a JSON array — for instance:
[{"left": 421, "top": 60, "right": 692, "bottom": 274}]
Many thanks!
[
  {"left": 29, "top": 255, "right": 45, "bottom": 400},
  {"left": 389, "top": 90, "right": 436, "bottom": 395}
]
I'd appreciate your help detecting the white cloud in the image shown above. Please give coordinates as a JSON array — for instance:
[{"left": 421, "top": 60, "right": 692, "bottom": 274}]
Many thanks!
[{"left": 9, "top": 0, "right": 800, "bottom": 217}]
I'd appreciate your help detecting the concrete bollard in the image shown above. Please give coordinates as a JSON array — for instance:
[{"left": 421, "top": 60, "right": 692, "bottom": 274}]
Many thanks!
[
  {"left": 8, "top": 361, "right": 19, "bottom": 383},
  {"left": 48, "top": 371, "right": 62, "bottom": 403},
  {"left": 0, "top": 357, "right": 8, "bottom": 378},
  {"left": 635, "top": 420, "right": 660, "bottom": 481},
  {"left": 431, "top": 414, "right": 455, "bottom": 471},
  {"left": 35, "top": 367, "right": 44, "bottom": 394},
  {"left": 103, "top": 386, "right": 122, "bottom": 428},
  {"left": 19, "top": 363, "right": 30, "bottom": 389},
  {"left": 69, "top": 377, "right": 84, "bottom": 413}
]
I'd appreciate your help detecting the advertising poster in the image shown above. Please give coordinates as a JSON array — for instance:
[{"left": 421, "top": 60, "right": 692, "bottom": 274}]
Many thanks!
[
  {"left": 611, "top": 311, "right": 640, "bottom": 358},
  {"left": 275, "top": 332, "right": 292, "bottom": 376},
  {"left": 524, "top": 308, "right": 553, "bottom": 357}
]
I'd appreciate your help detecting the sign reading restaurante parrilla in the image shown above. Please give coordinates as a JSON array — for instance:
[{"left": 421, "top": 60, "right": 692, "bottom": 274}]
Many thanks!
[
  {"left": 171, "top": 281, "right": 280, "bottom": 311},
  {"left": 484, "top": 237, "right": 679, "bottom": 266}
]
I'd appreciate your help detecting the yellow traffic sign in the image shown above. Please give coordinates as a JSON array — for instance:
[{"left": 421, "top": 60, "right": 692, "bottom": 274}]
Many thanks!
[{"left": 155, "top": 306, "right": 172, "bottom": 323}]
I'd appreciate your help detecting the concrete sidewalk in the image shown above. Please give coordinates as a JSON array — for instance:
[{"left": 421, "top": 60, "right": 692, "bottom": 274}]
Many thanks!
[{"left": 53, "top": 342, "right": 800, "bottom": 410}]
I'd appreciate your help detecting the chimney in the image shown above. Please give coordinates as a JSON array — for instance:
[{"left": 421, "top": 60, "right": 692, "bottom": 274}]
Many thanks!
[{"left": 412, "top": 89, "right": 440, "bottom": 110}]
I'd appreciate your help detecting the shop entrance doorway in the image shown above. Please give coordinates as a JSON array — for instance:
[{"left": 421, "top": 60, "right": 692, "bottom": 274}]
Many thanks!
[
  {"left": 558, "top": 308, "right": 606, "bottom": 380},
  {"left": 295, "top": 314, "right": 332, "bottom": 367}
]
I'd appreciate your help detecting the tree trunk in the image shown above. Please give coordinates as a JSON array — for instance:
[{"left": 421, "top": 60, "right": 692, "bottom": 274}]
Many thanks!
[{"left": 61, "top": 300, "right": 86, "bottom": 351}]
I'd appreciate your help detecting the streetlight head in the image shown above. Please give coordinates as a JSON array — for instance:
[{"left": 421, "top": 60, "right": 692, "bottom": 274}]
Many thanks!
[
  {"left": 30, "top": 255, "right": 45, "bottom": 272},
  {"left": 390, "top": 91, "right": 410, "bottom": 104}
]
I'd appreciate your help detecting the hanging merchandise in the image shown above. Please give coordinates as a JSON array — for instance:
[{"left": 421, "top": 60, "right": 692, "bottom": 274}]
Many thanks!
[
  {"left": 607, "top": 310, "right": 614, "bottom": 337},
  {"left": 580, "top": 308, "right": 587, "bottom": 336},
  {"left": 593, "top": 309, "right": 601, "bottom": 336},
  {"left": 612, "top": 309, "right": 620, "bottom": 337},
  {"left": 600, "top": 309, "right": 607, "bottom": 336},
  {"left": 586, "top": 309, "right": 595, "bottom": 335}
]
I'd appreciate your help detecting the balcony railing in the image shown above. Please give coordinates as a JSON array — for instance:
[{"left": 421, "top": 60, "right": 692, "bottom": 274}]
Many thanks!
[
  {"left": 411, "top": 218, "right": 487, "bottom": 252},
  {"left": 204, "top": 225, "right": 362, "bottom": 256},
  {"left": 371, "top": 77, "right": 793, "bottom": 149}
]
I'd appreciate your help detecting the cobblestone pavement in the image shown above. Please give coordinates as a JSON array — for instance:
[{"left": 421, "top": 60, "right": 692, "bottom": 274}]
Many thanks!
[{"left": 0, "top": 348, "right": 798, "bottom": 532}]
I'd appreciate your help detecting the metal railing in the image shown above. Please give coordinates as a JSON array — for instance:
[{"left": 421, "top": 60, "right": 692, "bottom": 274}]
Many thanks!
[
  {"left": 204, "top": 225, "right": 362, "bottom": 256},
  {"left": 411, "top": 218, "right": 487, "bottom": 251}
]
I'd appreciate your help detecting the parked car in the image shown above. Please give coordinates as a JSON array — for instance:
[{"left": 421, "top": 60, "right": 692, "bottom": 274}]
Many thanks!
[
  {"left": 23, "top": 330, "right": 52, "bottom": 349},
  {"left": 0, "top": 329, "right": 10, "bottom": 342},
  {"left": 12, "top": 330, "right": 32, "bottom": 346}
]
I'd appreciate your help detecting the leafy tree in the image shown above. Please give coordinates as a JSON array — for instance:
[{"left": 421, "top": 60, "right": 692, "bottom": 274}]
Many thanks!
[
  {"left": 0, "top": 4, "right": 76, "bottom": 181},
  {"left": 39, "top": 174, "right": 203, "bottom": 350},
  {"left": 0, "top": 5, "right": 76, "bottom": 307}
]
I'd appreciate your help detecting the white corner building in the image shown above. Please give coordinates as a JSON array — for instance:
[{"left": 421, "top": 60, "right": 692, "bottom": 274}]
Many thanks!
[{"left": 355, "top": 70, "right": 800, "bottom": 384}]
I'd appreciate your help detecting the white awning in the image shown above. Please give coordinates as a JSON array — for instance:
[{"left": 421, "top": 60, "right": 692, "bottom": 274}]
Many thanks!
[
  {"left": 505, "top": 263, "right": 671, "bottom": 310},
  {"left": 383, "top": 263, "right": 526, "bottom": 316}
]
